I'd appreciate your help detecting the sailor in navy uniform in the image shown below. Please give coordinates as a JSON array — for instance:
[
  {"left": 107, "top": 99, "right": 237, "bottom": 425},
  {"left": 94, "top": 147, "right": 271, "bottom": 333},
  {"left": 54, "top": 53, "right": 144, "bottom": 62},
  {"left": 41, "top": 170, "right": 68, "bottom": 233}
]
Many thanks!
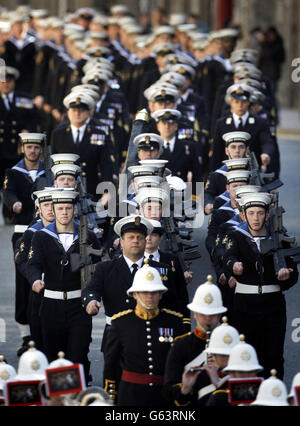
[
  {"left": 2, "top": 132, "right": 46, "bottom": 355},
  {"left": 15, "top": 188, "right": 56, "bottom": 352},
  {"left": 204, "top": 132, "right": 251, "bottom": 215},
  {"left": 223, "top": 192, "right": 299, "bottom": 379},
  {"left": 205, "top": 170, "right": 251, "bottom": 263},
  {"left": 210, "top": 83, "right": 276, "bottom": 174},
  {"left": 26, "top": 189, "right": 100, "bottom": 382},
  {"left": 103, "top": 264, "right": 185, "bottom": 406}
]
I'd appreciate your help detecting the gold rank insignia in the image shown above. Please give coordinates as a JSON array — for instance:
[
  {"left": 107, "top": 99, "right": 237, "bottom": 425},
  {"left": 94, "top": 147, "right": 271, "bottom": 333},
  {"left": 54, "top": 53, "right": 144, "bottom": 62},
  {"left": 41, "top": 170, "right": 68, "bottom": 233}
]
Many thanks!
[
  {"left": 226, "top": 239, "right": 233, "bottom": 250},
  {"left": 222, "top": 235, "right": 228, "bottom": 245},
  {"left": 20, "top": 242, "right": 25, "bottom": 252},
  {"left": 205, "top": 179, "right": 210, "bottom": 190},
  {"left": 3, "top": 176, "right": 8, "bottom": 190},
  {"left": 215, "top": 235, "right": 220, "bottom": 246},
  {"left": 28, "top": 247, "right": 34, "bottom": 259}
]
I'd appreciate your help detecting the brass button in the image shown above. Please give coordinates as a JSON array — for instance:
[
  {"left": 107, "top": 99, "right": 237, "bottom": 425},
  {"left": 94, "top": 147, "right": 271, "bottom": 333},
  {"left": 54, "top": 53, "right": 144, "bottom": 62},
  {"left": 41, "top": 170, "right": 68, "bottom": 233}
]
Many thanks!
[
  {"left": 147, "top": 335, "right": 151, "bottom": 339},
  {"left": 149, "top": 365, "right": 153, "bottom": 369},
  {"left": 147, "top": 342, "right": 152, "bottom": 347},
  {"left": 149, "top": 383, "right": 153, "bottom": 387},
  {"left": 147, "top": 350, "right": 152, "bottom": 354},
  {"left": 148, "top": 357, "right": 153, "bottom": 362},
  {"left": 11, "top": 139, "right": 16, "bottom": 143},
  {"left": 126, "top": 299, "right": 130, "bottom": 303},
  {"left": 146, "top": 328, "right": 151, "bottom": 332}
]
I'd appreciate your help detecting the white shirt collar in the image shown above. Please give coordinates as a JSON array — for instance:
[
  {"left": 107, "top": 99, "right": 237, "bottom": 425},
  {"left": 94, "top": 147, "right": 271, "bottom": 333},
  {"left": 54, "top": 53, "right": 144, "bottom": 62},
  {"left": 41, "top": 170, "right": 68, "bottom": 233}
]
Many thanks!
[
  {"left": 164, "top": 136, "right": 176, "bottom": 153},
  {"left": 70, "top": 122, "right": 87, "bottom": 143},
  {"left": 123, "top": 255, "right": 144, "bottom": 271},
  {"left": 144, "top": 250, "right": 160, "bottom": 262},
  {"left": 232, "top": 111, "right": 249, "bottom": 128}
]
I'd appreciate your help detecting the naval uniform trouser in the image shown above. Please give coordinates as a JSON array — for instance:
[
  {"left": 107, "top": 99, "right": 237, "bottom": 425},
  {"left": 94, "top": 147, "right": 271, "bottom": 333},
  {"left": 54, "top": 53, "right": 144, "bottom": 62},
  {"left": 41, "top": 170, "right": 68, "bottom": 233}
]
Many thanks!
[{"left": 40, "top": 297, "right": 92, "bottom": 382}]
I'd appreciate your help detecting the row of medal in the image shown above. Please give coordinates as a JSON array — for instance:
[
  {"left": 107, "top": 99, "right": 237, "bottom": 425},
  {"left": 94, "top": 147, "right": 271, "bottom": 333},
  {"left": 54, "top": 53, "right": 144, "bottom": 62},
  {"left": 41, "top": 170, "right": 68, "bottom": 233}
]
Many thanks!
[{"left": 158, "top": 328, "right": 174, "bottom": 343}]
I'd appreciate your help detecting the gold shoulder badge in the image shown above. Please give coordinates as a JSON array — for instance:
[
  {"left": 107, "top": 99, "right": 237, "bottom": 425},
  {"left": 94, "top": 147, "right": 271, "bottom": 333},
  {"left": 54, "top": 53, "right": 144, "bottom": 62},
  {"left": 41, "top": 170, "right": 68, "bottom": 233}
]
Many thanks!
[
  {"left": 28, "top": 247, "right": 34, "bottom": 259},
  {"left": 162, "top": 308, "right": 183, "bottom": 318},
  {"left": 111, "top": 309, "right": 133, "bottom": 321},
  {"left": 3, "top": 175, "right": 8, "bottom": 190},
  {"left": 174, "top": 331, "right": 192, "bottom": 341}
]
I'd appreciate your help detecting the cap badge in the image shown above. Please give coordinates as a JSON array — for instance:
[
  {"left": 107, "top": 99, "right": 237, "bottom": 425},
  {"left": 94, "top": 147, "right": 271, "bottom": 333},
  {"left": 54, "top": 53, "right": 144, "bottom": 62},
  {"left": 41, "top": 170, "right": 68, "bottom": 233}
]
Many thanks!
[
  {"left": 76, "top": 97, "right": 81, "bottom": 105},
  {"left": 223, "top": 333, "right": 233, "bottom": 345},
  {"left": 145, "top": 271, "right": 154, "bottom": 281},
  {"left": 145, "top": 135, "right": 151, "bottom": 143},
  {"left": 236, "top": 87, "right": 244, "bottom": 95},
  {"left": 272, "top": 387, "right": 282, "bottom": 398},
  {"left": 31, "top": 359, "right": 41, "bottom": 371},
  {"left": 204, "top": 293, "right": 213, "bottom": 304},
  {"left": 161, "top": 90, "right": 166, "bottom": 96},
  {"left": 240, "top": 350, "right": 251, "bottom": 361},
  {"left": 135, "top": 217, "right": 141, "bottom": 226}
]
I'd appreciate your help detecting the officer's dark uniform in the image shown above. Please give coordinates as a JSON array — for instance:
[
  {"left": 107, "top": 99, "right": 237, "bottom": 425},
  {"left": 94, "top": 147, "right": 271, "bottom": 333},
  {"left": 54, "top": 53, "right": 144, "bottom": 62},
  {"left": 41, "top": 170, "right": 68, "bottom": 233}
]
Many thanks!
[
  {"left": 50, "top": 118, "right": 116, "bottom": 197},
  {"left": 204, "top": 165, "right": 228, "bottom": 208},
  {"left": 103, "top": 306, "right": 185, "bottom": 406},
  {"left": 2, "top": 34, "right": 37, "bottom": 94},
  {"left": 210, "top": 113, "right": 276, "bottom": 173},
  {"left": 163, "top": 328, "right": 213, "bottom": 406},
  {"left": 26, "top": 219, "right": 100, "bottom": 381},
  {"left": 223, "top": 221, "right": 299, "bottom": 379}
]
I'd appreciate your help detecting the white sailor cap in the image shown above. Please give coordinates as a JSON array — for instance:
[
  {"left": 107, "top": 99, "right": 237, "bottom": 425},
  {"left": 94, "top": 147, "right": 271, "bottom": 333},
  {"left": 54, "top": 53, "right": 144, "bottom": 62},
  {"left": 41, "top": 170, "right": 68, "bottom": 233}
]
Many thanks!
[
  {"left": 230, "top": 49, "right": 259, "bottom": 66},
  {"left": 71, "top": 83, "right": 100, "bottom": 95},
  {"left": 207, "top": 30, "right": 222, "bottom": 42},
  {"left": 168, "top": 63, "right": 195, "bottom": 80},
  {"left": 163, "top": 52, "right": 198, "bottom": 68},
  {"left": 82, "top": 71, "right": 109, "bottom": 86},
  {"left": 50, "top": 153, "right": 80, "bottom": 165},
  {"left": 169, "top": 13, "right": 187, "bottom": 27},
  {"left": 51, "top": 189, "right": 79, "bottom": 204},
  {"left": 148, "top": 86, "right": 179, "bottom": 103},
  {"left": 0, "top": 21, "right": 11, "bottom": 34},
  {"left": 123, "top": 24, "right": 143, "bottom": 35},
  {"left": 226, "top": 83, "right": 253, "bottom": 102},
  {"left": 63, "top": 23, "right": 85, "bottom": 36},
  {"left": 19, "top": 133, "right": 46, "bottom": 144},
  {"left": 250, "top": 89, "right": 266, "bottom": 104},
  {"left": 63, "top": 92, "right": 95, "bottom": 110},
  {"left": 147, "top": 219, "right": 164, "bottom": 234},
  {"left": 134, "top": 186, "right": 169, "bottom": 206},
  {"left": 30, "top": 9, "right": 48, "bottom": 19},
  {"left": 177, "top": 23, "right": 197, "bottom": 33},
  {"left": 237, "top": 78, "right": 262, "bottom": 90},
  {"left": 114, "top": 215, "right": 153, "bottom": 237},
  {"left": 218, "top": 28, "right": 239, "bottom": 38},
  {"left": 5, "top": 66, "right": 20, "bottom": 80},
  {"left": 48, "top": 17, "right": 64, "bottom": 29},
  {"left": 127, "top": 264, "right": 168, "bottom": 295},
  {"left": 32, "top": 188, "right": 57, "bottom": 204},
  {"left": 110, "top": 5, "right": 130, "bottom": 15},
  {"left": 159, "top": 71, "right": 187, "bottom": 88},
  {"left": 222, "top": 131, "right": 251, "bottom": 146},
  {"left": 151, "top": 108, "right": 182, "bottom": 123},
  {"left": 153, "top": 25, "right": 175, "bottom": 37},
  {"left": 86, "top": 46, "right": 111, "bottom": 57},
  {"left": 139, "top": 159, "right": 169, "bottom": 170},
  {"left": 134, "top": 133, "right": 164, "bottom": 152},
  {"left": 152, "top": 42, "right": 177, "bottom": 56},
  {"left": 128, "top": 165, "right": 159, "bottom": 178},
  {"left": 134, "top": 175, "right": 164, "bottom": 189},
  {"left": 144, "top": 83, "right": 177, "bottom": 101},
  {"left": 51, "top": 163, "right": 81, "bottom": 178},
  {"left": 239, "top": 192, "right": 273, "bottom": 209},
  {"left": 225, "top": 170, "right": 251, "bottom": 184},
  {"left": 83, "top": 65, "right": 113, "bottom": 79},
  {"left": 222, "top": 158, "right": 250, "bottom": 171},
  {"left": 83, "top": 57, "right": 114, "bottom": 72},
  {"left": 92, "top": 15, "right": 109, "bottom": 27},
  {"left": 193, "top": 37, "right": 209, "bottom": 50},
  {"left": 234, "top": 185, "right": 261, "bottom": 197},
  {"left": 70, "top": 87, "right": 100, "bottom": 102},
  {"left": 76, "top": 8, "right": 96, "bottom": 20},
  {"left": 9, "top": 12, "right": 28, "bottom": 25},
  {"left": 234, "top": 66, "right": 262, "bottom": 81},
  {"left": 88, "top": 30, "right": 109, "bottom": 40}
]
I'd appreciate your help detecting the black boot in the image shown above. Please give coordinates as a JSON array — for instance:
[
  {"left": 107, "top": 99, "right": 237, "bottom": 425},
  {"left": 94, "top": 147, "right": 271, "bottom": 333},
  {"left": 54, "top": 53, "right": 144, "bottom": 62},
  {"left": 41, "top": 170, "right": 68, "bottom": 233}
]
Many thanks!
[{"left": 17, "top": 335, "right": 32, "bottom": 357}]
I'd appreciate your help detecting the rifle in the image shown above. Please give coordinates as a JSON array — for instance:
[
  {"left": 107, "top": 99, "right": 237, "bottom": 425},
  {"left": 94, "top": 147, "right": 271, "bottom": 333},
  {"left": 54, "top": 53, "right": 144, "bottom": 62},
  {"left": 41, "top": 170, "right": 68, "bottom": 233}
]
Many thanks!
[
  {"left": 249, "top": 151, "right": 283, "bottom": 192},
  {"left": 70, "top": 171, "right": 104, "bottom": 289},
  {"left": 37, "top": 136, "right": 54, "bottom": 189},
  {"left": 260, "top": 192, "right": 300, "bottom": 274}
]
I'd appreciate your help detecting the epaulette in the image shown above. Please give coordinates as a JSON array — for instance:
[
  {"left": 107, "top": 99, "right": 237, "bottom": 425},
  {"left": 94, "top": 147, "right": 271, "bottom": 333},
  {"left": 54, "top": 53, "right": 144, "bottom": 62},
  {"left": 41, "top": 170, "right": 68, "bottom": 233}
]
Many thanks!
[
  {"left": 162, "top": 308, "right": 183, "bottom": 318},
  {"left": 111, "top": 309, "right": 133, "bottom": 321},
  {"left": 212, "top": 389, "right": 229, "bottom": 395},
  {"left": 174, "top": 332, "right": 192, "bottom": 341}
]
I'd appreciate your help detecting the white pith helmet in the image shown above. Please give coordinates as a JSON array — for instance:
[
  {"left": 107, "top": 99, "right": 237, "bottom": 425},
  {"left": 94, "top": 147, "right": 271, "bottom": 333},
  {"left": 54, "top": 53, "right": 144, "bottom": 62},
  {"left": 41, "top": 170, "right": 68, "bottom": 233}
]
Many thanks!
[
  {"left": 288, "top": 372, "right": 300, "bottom": 402},
  {"left": 223, "top": 335, "right": 263, "bottom": 373},
  {"left": 127, "top": 263, "right": 168, "bottom": 295},
  {"left": 15, "top": 341, "right": 49, "bottom": 381},
  {"left": 187, "top": 275, "right": 227, "bottom": 315},
  {"left": 47, "top": 352, "right": 73, "bottom": 369},
  {"left": 0, "top": 355, "right": 17, "bottom": 390},
  {"left": 251, "top": 370, "right": 288, "bottom": 406},
  {"left": 204, "top": 317, "right": 240, "bottom": 355}
]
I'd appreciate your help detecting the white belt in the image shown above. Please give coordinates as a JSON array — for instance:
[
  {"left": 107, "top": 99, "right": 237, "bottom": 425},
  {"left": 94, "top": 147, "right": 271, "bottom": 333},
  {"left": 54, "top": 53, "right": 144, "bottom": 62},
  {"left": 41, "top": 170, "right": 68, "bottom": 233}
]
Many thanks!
[
  {"left": 44, "top": 289, "right": 81, "bottom": 300},
  {"left": 106, "top": 316, "right": 112, "bottom": 326},
  {"left": 235, "top": 282, "right": 280, "bottom": 295},
  {"left": 14, "top": 225, "right": 28, "bottom": 233}
]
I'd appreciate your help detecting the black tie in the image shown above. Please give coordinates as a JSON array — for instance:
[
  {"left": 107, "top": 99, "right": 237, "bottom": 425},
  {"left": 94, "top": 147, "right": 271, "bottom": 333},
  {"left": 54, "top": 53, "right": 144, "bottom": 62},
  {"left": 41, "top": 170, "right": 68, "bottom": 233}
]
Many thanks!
[
  {"left": 238, "top": 118, "right": 243, "bottom": 129},
  {"left": 165, "top": 142, "right": 171, "bottom": 152},
  {"left": 75, "top": 129, "right": 80, "bottom": 144},
  {"left": 131, "top": 263, "right": 138, "bottom": 278},
  {"left": 148, "top": 254, "right": 154, "bottom": 263}
]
